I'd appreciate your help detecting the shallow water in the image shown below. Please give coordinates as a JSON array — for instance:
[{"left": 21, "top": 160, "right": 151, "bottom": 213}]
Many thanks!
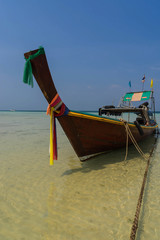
[{"left": 0, "top": 111, "right": 160, "bottom": 240}]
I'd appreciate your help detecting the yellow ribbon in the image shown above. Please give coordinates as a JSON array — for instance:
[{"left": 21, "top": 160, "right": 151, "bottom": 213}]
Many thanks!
[
  {"left": 47, "top": 93, "right": 65, "bottom": 165},
  {"left": 50, "top": 108, "right": 54, "bottom": 165}
]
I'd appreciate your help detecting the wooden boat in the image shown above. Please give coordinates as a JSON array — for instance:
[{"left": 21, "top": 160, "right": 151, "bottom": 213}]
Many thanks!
[{"left": 24, "top": 47, "right": 158, "bottom": 161}]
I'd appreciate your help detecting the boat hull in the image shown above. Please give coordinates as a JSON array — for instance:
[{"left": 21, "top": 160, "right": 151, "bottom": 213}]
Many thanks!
[{"left": 58, "top": 111, "right": 158, "bottom": 160}]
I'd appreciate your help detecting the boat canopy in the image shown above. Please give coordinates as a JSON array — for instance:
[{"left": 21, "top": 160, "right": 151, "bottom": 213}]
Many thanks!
[{"left": 123, "top": 91, "right": 152, "bottom": 102}]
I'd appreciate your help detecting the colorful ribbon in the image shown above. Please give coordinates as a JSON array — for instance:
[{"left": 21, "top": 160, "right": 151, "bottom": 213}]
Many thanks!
[
  {"left": 23, "top": 46, "right": 45, "bottom": 88},
  {"left": 47, "top": 94, "right": 66, "bottom": 165}
]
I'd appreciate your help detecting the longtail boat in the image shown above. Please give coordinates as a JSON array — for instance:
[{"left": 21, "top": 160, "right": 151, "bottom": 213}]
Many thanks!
[{"left": 23, "top": 47, "right": 158, "bottom": 162}]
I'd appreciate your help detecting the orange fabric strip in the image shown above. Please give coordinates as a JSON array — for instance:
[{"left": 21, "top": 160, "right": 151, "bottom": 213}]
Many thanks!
[{"left": 47, "top": 93, "right": 59, "bottom": 115}]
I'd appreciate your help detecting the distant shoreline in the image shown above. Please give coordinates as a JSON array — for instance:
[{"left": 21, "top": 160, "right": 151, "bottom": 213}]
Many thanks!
[
  {"left": 0, "top": 110, "right": 46, "bottom": 112},
  {"left": 0, "top": 110, "right": 160, "bottom": 113}
]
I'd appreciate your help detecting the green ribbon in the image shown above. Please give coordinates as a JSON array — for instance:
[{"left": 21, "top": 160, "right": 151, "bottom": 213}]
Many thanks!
[{"left": 23, "top": 46, "right": 45, "bottom": 87}]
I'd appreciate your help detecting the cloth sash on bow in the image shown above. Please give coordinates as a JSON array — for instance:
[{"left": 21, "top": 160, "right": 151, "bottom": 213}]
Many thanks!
[{"left": 47, "top": 93, "right": 65, "bottom": 165}]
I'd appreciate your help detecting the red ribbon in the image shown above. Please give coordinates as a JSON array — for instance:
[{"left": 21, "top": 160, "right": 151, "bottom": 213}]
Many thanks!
[{"left": 47, "top": 94, "right": 65, "bottom": 163}]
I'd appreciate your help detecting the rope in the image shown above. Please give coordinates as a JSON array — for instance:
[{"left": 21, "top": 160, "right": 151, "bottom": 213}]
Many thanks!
[
  {"left": 124, "top": 121, "right": 129, "bottom": 161},
  {"left": 122, "top": 120, "right": 147, "bottom": 161},
  {"left": 120, "top": 119, "right": 159, "bottom": 239},
  {"left": 129, "top": 136, "right": 158, "bottom": 240}
]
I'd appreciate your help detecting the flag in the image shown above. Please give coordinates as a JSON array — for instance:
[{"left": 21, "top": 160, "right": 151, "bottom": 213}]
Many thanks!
[
  {"left": 142, "top": 74, "right": 145, "bottom": 83},
  {"left": 129, "top": 81, "right": 131, "bottom": 88},
  {"left": 150, "top": 79, "right": 153, "bottom": 88}
]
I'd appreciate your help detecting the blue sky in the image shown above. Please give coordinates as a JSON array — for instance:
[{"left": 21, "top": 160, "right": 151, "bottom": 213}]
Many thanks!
[{"left": 0, "top": 0, "right": 160, "bottom": 110}]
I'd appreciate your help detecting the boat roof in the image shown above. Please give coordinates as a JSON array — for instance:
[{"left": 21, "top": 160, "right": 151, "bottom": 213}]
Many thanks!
[{"left": 123, "top": 91, "right": 152, "bottom": 102}]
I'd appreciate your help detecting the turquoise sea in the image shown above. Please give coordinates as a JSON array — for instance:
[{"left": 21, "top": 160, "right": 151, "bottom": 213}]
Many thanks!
[{"left": 0, "top": 111, "right": 160, "bottom": 240}]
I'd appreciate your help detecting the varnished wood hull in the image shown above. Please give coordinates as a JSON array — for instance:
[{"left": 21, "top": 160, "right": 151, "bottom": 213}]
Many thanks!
[
  {"left": 58, "top": 111, "right": 157, "bottom": 160},
  {"left": 24, "top": 48, "right": 158, "bottom": 161}
]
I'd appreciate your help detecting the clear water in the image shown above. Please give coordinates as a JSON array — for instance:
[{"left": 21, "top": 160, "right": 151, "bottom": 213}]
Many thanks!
[{"left": 0, "top": 111, "right": 160, "bottom": 240}]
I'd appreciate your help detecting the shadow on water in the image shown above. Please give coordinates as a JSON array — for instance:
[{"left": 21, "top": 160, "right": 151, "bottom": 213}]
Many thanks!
[{"left": 62, "top": 135, "right": 157, "bottom": 176}]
